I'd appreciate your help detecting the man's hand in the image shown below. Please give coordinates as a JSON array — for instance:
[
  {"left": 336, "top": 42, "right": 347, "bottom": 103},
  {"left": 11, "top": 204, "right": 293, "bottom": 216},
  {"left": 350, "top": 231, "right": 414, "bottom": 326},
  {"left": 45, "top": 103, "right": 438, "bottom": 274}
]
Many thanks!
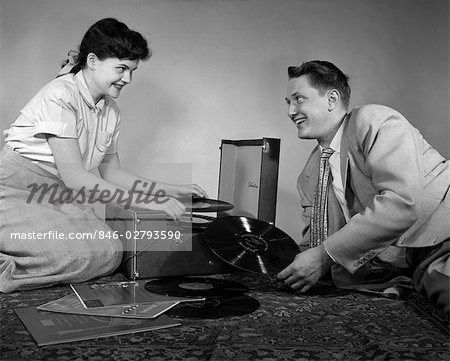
[{"left": 277, "top": 245, "right": 334, "bottom": 292}]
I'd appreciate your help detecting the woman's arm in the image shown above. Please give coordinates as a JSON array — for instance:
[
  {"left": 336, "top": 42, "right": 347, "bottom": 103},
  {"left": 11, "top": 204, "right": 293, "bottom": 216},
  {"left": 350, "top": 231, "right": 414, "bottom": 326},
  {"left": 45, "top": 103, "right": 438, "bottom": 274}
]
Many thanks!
[
  {"left": 98, "top": 153, "right": 208, "bottom": 199},
  {"left": 47, "top": 136, "right": 186, "bottom": 220}
]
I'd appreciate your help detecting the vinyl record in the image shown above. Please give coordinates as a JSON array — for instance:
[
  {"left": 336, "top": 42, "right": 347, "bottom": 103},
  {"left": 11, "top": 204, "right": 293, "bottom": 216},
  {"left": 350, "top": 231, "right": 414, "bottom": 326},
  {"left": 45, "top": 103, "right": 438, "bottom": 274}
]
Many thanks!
[
  {"left": 144, "top": 277, "right": 249, "bottom": 299},
  {"left": 178, "top": 197, "right": 234, "bottom": 213},
  {"left": 166, "top": 295, "right": 260, "bottom": 319},
  {"left": 179, "top": 214, "right": 216, "bottom": 230},
  {"left": 205, "top": 216, "right": 300, "bottom": 274}
]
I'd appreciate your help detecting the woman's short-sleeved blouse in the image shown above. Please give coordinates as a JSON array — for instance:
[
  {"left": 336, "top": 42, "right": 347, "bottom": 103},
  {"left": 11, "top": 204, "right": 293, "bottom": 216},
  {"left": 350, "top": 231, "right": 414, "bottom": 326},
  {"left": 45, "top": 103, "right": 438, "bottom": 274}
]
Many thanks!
[{"left": 3, "top": 71, "right": 121, "bottom": 177}]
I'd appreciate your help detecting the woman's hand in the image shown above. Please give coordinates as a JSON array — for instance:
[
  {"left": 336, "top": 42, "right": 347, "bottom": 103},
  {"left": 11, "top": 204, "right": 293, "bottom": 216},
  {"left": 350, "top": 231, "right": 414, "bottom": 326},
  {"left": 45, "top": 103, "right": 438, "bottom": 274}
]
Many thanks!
[
  {"left": 143, "top": 197, "right": 186, "bottom": 221},
  {"left": 172, "top": 184, "right": 208, "bottom": 199}
]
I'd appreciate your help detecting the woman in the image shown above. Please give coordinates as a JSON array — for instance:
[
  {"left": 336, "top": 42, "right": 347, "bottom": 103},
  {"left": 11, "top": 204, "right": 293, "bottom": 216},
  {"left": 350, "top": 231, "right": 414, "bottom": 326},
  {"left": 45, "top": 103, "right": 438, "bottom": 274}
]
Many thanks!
[{"left": 0, "top": 18, "right": 207, "bottom": 292}]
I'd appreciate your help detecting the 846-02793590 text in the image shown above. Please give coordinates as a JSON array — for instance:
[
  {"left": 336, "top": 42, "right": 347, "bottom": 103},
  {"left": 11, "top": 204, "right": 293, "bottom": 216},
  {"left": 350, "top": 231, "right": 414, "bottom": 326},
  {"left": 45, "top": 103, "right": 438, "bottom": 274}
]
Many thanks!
[{"left": 9, "top": 230, "right": 183, "bottom": 241}]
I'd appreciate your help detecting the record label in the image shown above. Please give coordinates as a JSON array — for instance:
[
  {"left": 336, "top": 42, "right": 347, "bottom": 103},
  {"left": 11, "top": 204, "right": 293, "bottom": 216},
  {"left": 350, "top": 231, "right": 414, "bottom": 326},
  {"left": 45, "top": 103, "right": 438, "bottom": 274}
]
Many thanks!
[
  {"left": 238, "top": 233, "right": 268, "bottom": 253},
  {"left": 166, "top": 295, "right": 260, "bottom": 319},
  {"left": 144, "top": 277, "right": 249, "bottom": 299},
  {"left": 205, "top": 216, "right": 300, "bottom": 274},
  {"left": 179, "top": 282, "right": 214, "bottom": 291}
]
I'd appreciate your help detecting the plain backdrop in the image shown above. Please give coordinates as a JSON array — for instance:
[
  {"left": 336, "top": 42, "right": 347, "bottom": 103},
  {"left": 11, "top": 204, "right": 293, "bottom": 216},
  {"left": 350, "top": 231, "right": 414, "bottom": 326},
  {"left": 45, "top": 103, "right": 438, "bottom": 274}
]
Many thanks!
[{"left": 1, "top": 0, "right": 449, "bottom": 242}]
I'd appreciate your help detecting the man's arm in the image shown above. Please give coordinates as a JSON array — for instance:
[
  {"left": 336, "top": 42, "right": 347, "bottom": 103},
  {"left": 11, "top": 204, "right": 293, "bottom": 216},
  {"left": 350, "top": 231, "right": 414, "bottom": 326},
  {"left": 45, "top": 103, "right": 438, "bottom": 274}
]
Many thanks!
[{"left": 324, "top": 105, "right": 422, "bottom": 273}]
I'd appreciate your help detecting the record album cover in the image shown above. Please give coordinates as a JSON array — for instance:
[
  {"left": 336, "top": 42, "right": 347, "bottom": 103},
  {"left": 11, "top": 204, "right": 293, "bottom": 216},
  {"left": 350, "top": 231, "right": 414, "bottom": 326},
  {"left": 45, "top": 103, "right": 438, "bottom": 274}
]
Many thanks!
[
  {"left": 37, "top": 293, "right": 182, "bottom": 319},
  {"left": 14, "top": 306, "right": 180, "bottom": 346}
]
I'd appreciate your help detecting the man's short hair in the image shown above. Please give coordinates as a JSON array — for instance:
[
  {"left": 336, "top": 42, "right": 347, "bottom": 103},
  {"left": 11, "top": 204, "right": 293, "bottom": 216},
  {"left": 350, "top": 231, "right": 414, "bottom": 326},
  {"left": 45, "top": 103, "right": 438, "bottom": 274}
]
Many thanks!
[{"left": 288, "top": 60, "right": 351, "bottom": 109}]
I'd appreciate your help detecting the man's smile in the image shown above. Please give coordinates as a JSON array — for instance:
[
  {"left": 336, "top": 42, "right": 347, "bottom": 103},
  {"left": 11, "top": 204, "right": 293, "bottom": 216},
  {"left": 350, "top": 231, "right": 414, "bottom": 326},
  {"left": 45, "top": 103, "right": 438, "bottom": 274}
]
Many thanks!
[{"left": 294, "top": 117, "right": 307, "bottom": 126}]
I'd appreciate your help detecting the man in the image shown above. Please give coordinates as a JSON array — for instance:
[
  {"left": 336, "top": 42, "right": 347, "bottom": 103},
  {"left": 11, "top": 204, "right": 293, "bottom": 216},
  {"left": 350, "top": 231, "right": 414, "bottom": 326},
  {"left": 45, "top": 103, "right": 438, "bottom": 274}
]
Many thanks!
[{"left": 277, "top": 60, "right": 450, "bottom": 313}]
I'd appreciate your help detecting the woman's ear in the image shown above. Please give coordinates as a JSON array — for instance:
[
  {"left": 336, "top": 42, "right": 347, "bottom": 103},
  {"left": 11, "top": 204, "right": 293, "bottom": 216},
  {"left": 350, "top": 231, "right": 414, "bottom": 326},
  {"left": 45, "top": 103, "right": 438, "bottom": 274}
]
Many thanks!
[{"left": 86, "top": 52, "right": 99, "bottom": 70}]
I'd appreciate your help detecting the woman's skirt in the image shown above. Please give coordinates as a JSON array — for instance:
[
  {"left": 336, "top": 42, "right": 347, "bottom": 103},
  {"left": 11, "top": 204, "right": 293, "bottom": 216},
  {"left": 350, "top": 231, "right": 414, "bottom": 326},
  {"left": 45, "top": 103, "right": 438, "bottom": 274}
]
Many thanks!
[{"left": 0, "top": 144, "right": 122, "bottom": 292}]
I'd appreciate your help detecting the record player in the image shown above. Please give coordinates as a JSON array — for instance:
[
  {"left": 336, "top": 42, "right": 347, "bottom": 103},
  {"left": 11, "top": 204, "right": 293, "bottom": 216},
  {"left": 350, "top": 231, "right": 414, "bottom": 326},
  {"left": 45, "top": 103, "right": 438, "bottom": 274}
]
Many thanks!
[
  {"left": 106, "top": 137, "right": 282, "bottom": 280},
  {"left": 105, "top": 202, "right": 237, "bottom": 280},
  {"left": 105, "top": 203, "right": 299, "bottom": 281}
]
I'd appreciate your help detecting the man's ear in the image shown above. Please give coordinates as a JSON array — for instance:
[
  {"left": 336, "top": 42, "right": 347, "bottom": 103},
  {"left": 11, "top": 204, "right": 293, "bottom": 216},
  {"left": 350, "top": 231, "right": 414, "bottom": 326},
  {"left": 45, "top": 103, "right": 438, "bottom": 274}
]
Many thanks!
[
  {"left": 327, "top": 89, "right": 340, "bottom": 111},
  {"left": 86, "top": 52, "right": 99, "bottom": 70}
]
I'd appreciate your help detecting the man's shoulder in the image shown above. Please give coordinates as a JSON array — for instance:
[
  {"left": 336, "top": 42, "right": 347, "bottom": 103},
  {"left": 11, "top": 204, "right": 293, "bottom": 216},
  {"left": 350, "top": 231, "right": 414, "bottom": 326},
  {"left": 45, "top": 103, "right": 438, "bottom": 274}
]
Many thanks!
[
  {"left": 347, "top": 104, "right": 406, "bottom": 133},
  {"left": 350, "top": 104, "right": 402, "bottom": 122}
]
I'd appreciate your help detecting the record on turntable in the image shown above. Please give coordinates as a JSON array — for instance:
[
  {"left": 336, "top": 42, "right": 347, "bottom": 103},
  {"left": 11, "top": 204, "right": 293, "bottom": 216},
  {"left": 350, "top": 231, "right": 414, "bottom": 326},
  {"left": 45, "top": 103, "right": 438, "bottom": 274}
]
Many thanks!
[
  {"left": 179, "top": 214, "right": 216, "bottom": 230},
  {"left": 144, "top": 276, "right": 249, "bottom": 299},
  {"left": 205, "top": 216, "right": 300, "bottom": 274},
  {"left": 178, "top": 197, "right": 234, "bottom": 213},
  {"left": 166, "top": 295, "right": 260, "bottom": 320}
]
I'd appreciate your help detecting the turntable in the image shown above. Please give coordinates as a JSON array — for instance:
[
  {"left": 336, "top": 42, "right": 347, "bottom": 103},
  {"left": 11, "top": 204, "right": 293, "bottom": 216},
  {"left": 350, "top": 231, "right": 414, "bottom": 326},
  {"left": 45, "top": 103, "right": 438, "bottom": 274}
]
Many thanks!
[
  {"left": 105, "top": 202, "right": 237, "bottom": 280},
  {"left": 105, "top": 137, "right": 290, "bottom": 280}
]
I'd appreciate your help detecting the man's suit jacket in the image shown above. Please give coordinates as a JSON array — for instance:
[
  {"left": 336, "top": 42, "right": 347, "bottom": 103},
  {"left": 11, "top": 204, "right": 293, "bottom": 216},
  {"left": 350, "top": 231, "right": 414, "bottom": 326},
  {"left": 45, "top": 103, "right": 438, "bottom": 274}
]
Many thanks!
[{"left": 297, "top": 104, "right": 450, "bottom": 285}]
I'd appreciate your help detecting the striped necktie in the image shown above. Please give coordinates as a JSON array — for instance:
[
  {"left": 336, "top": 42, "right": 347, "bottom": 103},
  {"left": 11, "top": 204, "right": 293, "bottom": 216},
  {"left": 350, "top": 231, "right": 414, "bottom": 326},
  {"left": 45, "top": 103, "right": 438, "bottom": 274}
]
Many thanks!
[{"left": 310, "top": 148, "right": 335, "bottom": 248}]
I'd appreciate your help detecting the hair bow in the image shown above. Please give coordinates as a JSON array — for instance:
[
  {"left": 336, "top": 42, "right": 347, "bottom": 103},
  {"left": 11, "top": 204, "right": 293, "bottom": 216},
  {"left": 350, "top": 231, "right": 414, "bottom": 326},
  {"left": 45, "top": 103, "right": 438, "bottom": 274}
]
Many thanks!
[{"left": 57, "top": 50, "right": 79, "bottom": 76}]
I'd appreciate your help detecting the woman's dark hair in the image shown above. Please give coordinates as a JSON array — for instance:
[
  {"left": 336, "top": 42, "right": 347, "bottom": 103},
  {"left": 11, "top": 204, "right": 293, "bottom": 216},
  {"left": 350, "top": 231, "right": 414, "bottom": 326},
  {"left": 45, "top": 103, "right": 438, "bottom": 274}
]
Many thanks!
[
  {"left": 288, "top": 60, "right": 351, "bottom": 109},
  {"left": 70, "top": 18, "right": 151, "bottom": 73}
]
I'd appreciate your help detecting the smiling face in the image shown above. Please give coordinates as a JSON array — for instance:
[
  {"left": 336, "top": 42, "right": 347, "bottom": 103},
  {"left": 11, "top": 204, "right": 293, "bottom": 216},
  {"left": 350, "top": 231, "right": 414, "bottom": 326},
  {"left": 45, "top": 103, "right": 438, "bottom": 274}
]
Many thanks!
[
  {"left": 285, "top": 75, "right": 342, "bottom": 147},
  {"left": 84, "top": 55, "right": 139, "bottom": 103}
]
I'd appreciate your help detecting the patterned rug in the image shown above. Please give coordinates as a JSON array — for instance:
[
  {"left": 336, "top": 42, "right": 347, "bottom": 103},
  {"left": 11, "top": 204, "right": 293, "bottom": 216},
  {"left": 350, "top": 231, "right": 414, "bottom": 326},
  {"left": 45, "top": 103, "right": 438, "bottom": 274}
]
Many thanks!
[{"left": 1, "top": 272, "right": 449, "bottom": 361}]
